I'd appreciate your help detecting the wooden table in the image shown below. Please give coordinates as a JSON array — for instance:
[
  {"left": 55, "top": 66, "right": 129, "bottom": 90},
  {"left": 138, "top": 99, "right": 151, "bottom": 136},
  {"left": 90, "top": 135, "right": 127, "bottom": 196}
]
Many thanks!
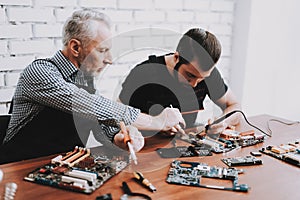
[{"left": 0, "top": 114, "right": 300, "bottom": 200}]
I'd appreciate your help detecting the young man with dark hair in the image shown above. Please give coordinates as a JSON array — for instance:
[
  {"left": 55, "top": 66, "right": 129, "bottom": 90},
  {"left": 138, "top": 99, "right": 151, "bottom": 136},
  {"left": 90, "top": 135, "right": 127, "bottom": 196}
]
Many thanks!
[{"left": 119, "top": 28, "right": 241, "bottom": 135}]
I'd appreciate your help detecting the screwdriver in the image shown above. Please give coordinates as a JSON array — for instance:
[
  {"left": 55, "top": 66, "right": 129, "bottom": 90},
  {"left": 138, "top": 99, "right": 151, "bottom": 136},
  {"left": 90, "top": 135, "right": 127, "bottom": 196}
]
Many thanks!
[
  {"left": 119, "top": 121, "right": 138, "bottom": 165},
  {"left": 133, "top": 171, "right": 156, "bottom": 192}
]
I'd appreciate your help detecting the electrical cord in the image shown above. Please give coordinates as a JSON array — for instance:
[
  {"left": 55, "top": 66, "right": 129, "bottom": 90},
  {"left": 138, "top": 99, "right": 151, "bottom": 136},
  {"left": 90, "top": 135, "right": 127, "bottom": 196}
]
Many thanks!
[
  {"left": 267, "top": 118, "right": 300, "bottom": 136},
  {"left": 238, "top": 111, "right": 272, "bottom": 137},
  {"left": 205, "top": 110, "right": 272, "bottom": 137}
]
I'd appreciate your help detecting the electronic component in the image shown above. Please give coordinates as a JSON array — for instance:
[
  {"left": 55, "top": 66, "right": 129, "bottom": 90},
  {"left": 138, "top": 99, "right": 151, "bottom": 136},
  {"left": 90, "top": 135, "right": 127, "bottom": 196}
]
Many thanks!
[
  {"left": 179, "top": 128, "right": 265, "bottom": 154},
  {"left": 4, "top": 182, "right": 17, "bottom": 200},
  {"left": 221, "top": 156, "right": 263, "bottom": 167},
  {"left": 220, "top": 129, "right": 265, "bottom": 147},
  {"left": 156, "top": 145, "right": 212, "bottom": 158},
  {"left": 24, "top": 146, "right": 129, "bottom": 194},
  {"left": 250, "top": 151, "right": 262, "bottom": 156},
  {"left": 260, "top": 139, "right": 300, "bottom": 168},
  {"left": 180, "top": 132, "right": 236, "bottom": 153},
  {"left": 166, "top": 160, "right": 249, "bottom": 192}
]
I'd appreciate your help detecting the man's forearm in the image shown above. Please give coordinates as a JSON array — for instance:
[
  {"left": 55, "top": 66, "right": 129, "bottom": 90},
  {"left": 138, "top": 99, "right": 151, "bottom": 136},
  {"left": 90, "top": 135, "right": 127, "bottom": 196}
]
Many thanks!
[{"left": 131, "top": 113, "right": 161, "bottom": 131}]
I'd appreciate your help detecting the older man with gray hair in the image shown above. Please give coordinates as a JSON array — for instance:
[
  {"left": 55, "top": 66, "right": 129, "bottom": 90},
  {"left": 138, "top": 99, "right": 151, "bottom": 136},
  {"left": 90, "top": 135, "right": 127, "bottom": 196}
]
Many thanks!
[{"left": 0, "top": 9, "right": 185, "bottom": 164}]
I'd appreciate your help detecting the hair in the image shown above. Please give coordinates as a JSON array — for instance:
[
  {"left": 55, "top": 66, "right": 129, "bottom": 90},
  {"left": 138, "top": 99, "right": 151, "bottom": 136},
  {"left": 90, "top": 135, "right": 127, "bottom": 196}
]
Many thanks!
[
  {"left": 62, "top": 9, "right": 111, "bottom": 47},
  {"left": 176, "top": 28, "right": 222, "bottom": 71}
]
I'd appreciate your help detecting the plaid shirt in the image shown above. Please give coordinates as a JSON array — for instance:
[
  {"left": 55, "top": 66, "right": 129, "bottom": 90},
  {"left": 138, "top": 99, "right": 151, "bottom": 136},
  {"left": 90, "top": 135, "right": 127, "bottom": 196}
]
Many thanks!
[{"left": 5, "top": 50, "right": 140, "bottom": 143}]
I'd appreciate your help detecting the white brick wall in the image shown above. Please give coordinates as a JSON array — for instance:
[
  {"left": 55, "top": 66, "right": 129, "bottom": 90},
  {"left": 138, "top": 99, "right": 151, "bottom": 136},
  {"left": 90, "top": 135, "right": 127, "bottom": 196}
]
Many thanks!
[
  {"left": 0, "top": 88, "right": 14, "bottom": 102},
  {"left": 0, "top": 0, "right": 32, "bottom": 6},
  {"left": 35, "top": 0, "right": 77, "bottom": 7},
  {"left": 0, "top": 73, "right": 4, "bottom": 87},
  {"left": 209, "top": 24, "right": 232, "bottom": 35},
  {"left": 118, "top": 0, "right": 153, "bottom": 10},
  {"left": 79, "top": 0, "right": 117, "bottom": 9},
  {"left": 0, "top": 7, "right": 6, "bottom": 23},
  {"left": 103, "top": 10, "right": 133, "bottom": 22},
  {"left": 0, "top": 24, "right": 32, "bottom": 39},
  {"left": 0, "top": 40, "right": 7, "bottom": 54},
  {"left": 0, "top": 104, "right": 7, "bottom": 114},
  {"left": 167, "top": 11, "right": 194, "bottom": 22},
  {"left": 5, "top": 72, "right": 20, "bottom": 86},
  {"left": 0, "top": 0, "right": 237, "bottom": 114},
  {"left": 0, "top": 56, "right": 33, "bottom": 71},
  {"left": 196, "top": 13, "right": 220, "bottom": 24},
  {"left": 10, "top": 40, "right": 55, "bottom": 55},
  {"left": 135, "top": 11, "right": 165, "bottom": 22},
  {"left": 55, "top": 8, "right": 75, "bottom": 22},
  {"left": 220, "top": 13, "right": 234, "bottom": 24},
  {"left": 8, "top": 7, "right": 55, "bottom": 22},
  {"left": 34, "top": 24, "right": 63, "bottom": 38},
  {"left": 211, "top": 1, "right": 235, "bottom": 12},
  {"left": 133, "top": 36, "right": 165, "bottom": 49},
  {"left": 154, "top": 0, "right": 183, "bottom": 10},
  {"left": 184, "top": 0, "right": 210, "bottom": 10}
]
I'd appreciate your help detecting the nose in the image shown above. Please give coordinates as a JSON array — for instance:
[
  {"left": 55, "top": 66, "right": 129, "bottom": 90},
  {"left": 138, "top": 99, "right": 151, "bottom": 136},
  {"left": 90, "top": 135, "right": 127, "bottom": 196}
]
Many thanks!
[
  {"left": 189, "top": 78, "right": 202, "bottom": 87},
  {"left": 189, "top": 79, "right": 198, "bottom": 87},
  {"left": 103, "top": 51, "right": 112, "bottom": 65},
  {"left": 103, "top": 59, "right": 112, "bottom": 65}
]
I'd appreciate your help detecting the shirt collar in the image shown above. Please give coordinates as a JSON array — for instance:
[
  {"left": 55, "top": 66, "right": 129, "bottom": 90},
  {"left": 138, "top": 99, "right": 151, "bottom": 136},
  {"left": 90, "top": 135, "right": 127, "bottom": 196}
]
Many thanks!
[{"left": 51, "top": 50, "right": 78, "bottom": 81}]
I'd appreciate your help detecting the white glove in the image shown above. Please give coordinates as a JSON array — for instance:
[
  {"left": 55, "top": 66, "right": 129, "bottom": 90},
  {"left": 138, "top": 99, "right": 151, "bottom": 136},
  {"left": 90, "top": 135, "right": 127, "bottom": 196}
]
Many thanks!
[
  {"left": 114, "top": 125, "right": 145, "bottom": 152},
  {"left": 154, "top": 107, "right": 186, "bottom": 131},
  {"left": 206, "top": 119, "right": 228, "bottom": 135}
]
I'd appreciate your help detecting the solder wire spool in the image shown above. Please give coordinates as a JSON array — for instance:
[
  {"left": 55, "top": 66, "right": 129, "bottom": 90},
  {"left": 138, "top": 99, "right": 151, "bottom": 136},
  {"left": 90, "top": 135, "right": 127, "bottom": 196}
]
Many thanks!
[{"left": 4, "top": 182, "right": 17, "bottom": 200}]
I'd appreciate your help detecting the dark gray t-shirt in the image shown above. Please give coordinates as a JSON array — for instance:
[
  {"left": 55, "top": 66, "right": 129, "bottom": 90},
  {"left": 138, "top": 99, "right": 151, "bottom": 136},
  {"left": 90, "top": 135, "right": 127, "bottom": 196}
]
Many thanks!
[{"left": 119, "top": 55, "right": 228, "bottom": 128}]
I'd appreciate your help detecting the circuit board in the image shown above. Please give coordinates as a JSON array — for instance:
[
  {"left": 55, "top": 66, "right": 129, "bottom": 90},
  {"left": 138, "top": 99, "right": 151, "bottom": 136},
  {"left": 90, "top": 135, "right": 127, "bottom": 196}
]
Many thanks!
[
  {"left": 260, "top": 139, "right": 300, "bottom": 167},
  {"left": 180, "top": 132, "right": 235, "bottom": 153},
  {"left": 156, "top": 145, "right": 212, "bottom": 158},
  {"left": 24, "top": 146, "right": 128, "bottom": 194},
  {"left": 166, "top": 160, "right": 249, "bottom": 192},
  {"left": 180, "top": 129, "right": 265, "bottom": 153},
  {"left": 222, "top": 155, "right": 263, "bottom": 167},
  {"left": 220, "top": 129, "right": 265, "bottom": 148}
]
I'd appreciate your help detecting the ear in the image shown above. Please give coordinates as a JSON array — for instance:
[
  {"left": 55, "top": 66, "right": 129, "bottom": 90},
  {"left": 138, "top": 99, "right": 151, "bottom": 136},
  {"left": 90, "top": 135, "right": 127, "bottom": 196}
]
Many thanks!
[
  {"left": 174, "top": 51, "right": 180, "bottom": 63},
  {"left": 69, "top": 39, "right": 82, "bottom": 57}
]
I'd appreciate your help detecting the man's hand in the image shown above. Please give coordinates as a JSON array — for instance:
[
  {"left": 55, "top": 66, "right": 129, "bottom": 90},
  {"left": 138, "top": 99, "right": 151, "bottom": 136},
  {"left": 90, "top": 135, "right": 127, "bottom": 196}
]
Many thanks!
[
  {"left": 131, "top": 107, "right": 186, "bottom": 136},
  {"left": 114, "top": 125, "right": 145, "bottom": 152},
  {"left": 153, "top": 107, "right": 186, "bottom": 131},
  {"left": 206, "top": 119, "right": 228, "bottom": 135}
]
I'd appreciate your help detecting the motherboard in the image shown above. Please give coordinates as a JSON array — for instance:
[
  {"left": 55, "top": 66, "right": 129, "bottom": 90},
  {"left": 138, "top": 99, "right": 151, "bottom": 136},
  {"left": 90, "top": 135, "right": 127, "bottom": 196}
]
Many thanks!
[
  {"left": 156, "top": 145, "right": 212, "bottom": 158},
  {"left": 180, "top": 128, "right": 265, "bottom": 153},
  {"left": 24, "top": 146, "right": 128, "bottom": 194},
  {"left": 260, "top": 139, "right": 300, "bottom": 167},
  {"left": 166, "top": 160, "right": 249, "bottom": 192},
  {"left": 221, "top": 155, "right": 263, "bottom": 167}
]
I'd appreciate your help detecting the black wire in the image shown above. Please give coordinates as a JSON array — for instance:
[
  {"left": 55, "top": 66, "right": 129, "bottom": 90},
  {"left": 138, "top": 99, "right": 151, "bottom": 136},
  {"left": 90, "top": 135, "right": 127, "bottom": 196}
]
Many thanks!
[
  {"left": 267, "top": 118, "right": 300, "bottom": 135},
  {"left": 207, "top": 110, "right": 272, "bottom": 137},
  {"left": 236, "top": 110, "right": 272, "bottom": 137}
]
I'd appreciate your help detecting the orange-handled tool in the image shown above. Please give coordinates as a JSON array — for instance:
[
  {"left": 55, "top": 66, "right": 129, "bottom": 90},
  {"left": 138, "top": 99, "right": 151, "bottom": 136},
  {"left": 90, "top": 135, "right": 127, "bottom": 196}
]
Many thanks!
[{"left": 119, "top": 121, "right": 138, "bottom": 165}]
